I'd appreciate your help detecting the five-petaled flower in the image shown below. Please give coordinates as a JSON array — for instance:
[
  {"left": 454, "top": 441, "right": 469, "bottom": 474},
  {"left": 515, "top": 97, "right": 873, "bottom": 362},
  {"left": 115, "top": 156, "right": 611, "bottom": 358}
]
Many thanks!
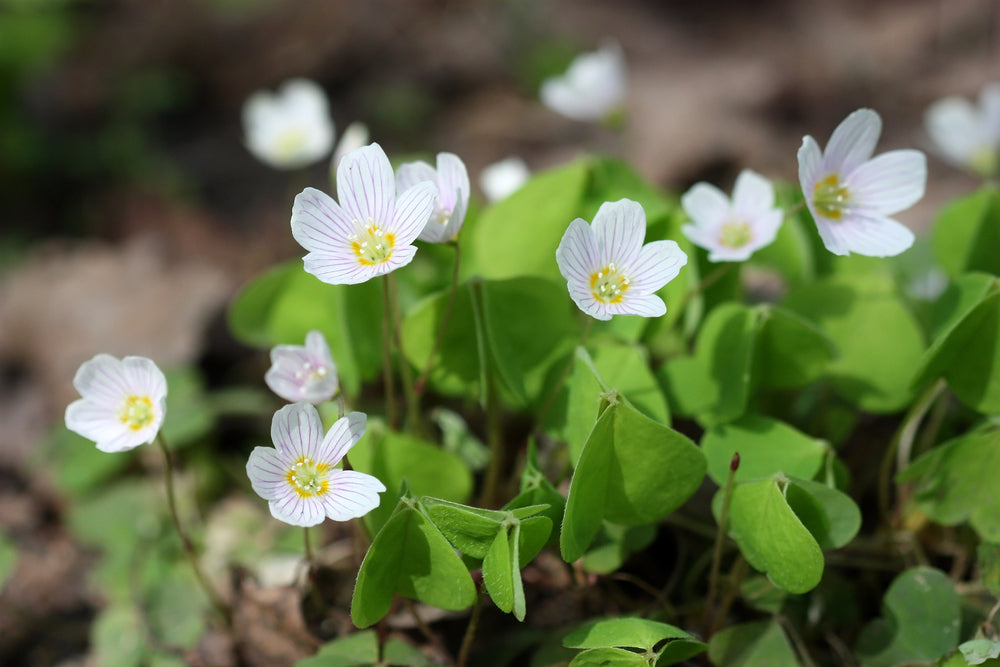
[
  {"left": 479, "top": 157, "right": 530, "bottom": 202},
  {"left": 396, "top": 152, "right": 470, "bottom": 243},
  {"left": 555, "top": 198, "right": 687, "bottom": 321},
  {"left": 291, "top": 143, "right": 437, "bottom": 284},
  {"left": 540, "top": 41, "right": 626, "bottom": 123},
  {"left": 924, "top": 83, "right": 1000, "bottom": 178},
  {"left": 65, "top": 354, "right": 168, "bottom": 453},
  {"left": 246, "top": 403, "right": 386, "bottom": 527},
  {"left": 243, "top": 78, "right": 334, "bottom": 170},
  {"left": 266, "top": 330, "right": 339, "bottom": 405},
  {"left": 798, "top": 108, "right": 926, "bottom": 257},
  {"left": 681, "top": 169, "right": 783, "bottom": 262}
]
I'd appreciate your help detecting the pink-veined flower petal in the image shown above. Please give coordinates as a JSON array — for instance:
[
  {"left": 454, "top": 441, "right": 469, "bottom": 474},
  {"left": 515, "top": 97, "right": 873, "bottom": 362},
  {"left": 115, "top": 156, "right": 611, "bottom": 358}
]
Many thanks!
[
  {"left": 291, "top": 187, "right": 356, "bottom": 254},
  {"left": 246, "top": 446, "right": 291, "bottom": 500},
  {"left": 337, "top": 143, "right": 394, "bottom": 227},
  {"left": 391, "top": 181, "right": 437, "bottom": 245},
  {"left": 627, "top": 240, "right": 688, "bottom": 293},
  {"left": 556, "top": 218, "right": 601, "bottom": 286},
  {"left": 847, "top": 149, "right": 927, "bottom": 215},
  {"left": 317, "top": 411, "right": 367, "bottom": 467},
  {"left": 321, "top": 470, "right": 387, "bottom": 521},
  {"left": 593, "top": 199, "right": 645, "bottom": 269},
  {"left": 815, "top": 210, "right": 915, "bottom": 257},
  {"left": 269, "top": 487, "right": 326, "bottom": 527},
  {"left": 681, "top": 183, "right": 730, "bottom": 227},
  {"left": 822, "top": 108, "right": 881, "bottom": 175},
  {"left": 270, "top": 402, "right": 324, "bottom": 461}
]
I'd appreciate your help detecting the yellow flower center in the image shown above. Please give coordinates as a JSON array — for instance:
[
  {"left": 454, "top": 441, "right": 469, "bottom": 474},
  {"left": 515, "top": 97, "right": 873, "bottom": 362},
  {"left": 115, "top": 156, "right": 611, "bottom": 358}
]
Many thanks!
[
  {"left": 120, "top": 395, "right": 154, "bottom": 431},
  {"left": 349, "top": 218, "right": 395, "bottom": 265},
  {"left": 970, "top": 147, "right": 999, "bottom": 179},
  {"left": 719, "top": 220, "right": 752, "bottom": 248},
  {"left": 285, "top": 456, "right": 331, "bottom": 498},
  {"left": 812, "top": 173, "right": 850, "bottom": 220},
  {"left": 590, "top": 263, "right": 630, "bottom": 303},
  {"left": 273, "top": 128, "right": 309, "bottom": 162}
]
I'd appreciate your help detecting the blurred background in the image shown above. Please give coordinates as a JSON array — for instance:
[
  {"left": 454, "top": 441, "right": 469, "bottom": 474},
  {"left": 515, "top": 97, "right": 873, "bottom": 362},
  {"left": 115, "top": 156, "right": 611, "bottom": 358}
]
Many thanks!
[{"left": 0, "top": 0, "right": 997, "bottom": 663}]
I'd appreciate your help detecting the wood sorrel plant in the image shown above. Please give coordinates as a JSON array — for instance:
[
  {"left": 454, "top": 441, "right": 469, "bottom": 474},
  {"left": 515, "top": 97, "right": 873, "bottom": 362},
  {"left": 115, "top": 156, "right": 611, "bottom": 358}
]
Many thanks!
[{"left": 64, "top": 95, "right": 1000, "bottom": 667}]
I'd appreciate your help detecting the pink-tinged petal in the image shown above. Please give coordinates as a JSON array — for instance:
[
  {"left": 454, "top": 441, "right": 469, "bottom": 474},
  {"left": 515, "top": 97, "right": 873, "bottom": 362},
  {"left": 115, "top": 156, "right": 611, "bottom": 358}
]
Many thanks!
[
  {"left": 616, "top": 293, "right": 666, "bottom": 318},
  {"left": 65, "top": 399, "right": 138, "bottom": 452},
  {"left": 748, "top": 210, "right": 783, "bottom": 250},
  {"left": 822, "top": 108, "right": 881, "bottom": 175},
  {"left": 337, "top": 143, "right": 394, "bottom": 226},
  {"left": 847, "top": 149, "right": 926, "bottom": 215},
  {"left": 72, "top": 354, "right": 130, "bottom": 406},
  {"left": 731, "top": 169, "right": 775, "bottom": 218},
  {"left": 318, "top": 412, "right": 366, "bottom": 466},
  {"left": 395, "top": 160, "right": 436, "bottom": 195},
  {"left": 707, "top": 245, "right": 755, "bottom": 263},
  {"left": 390, "top": 181, "right": 437, "bottom": 245},
  {"left": 303, "top": 252, "right": 375, "bottom": 285},
  {"left": 569, "top": 289, "right": 613, "bottom": 321},
  {"left": 797, "top": 135, "right": 823, "bottom": 194},
  {"left": 247, "top": 446, "right": 291, "bottom": 500},
  {"left": 680, "top": 224, "right": 722, "bottom": 255},
  {"left": 269, "top": 489, "right": 325, "bottom": 527},
  {"left": 681, "top": 183, "right": 730, "bottom": 228},
  {"left": 291, "top": 187, "right": 356, "bottom": 254},
  {"left": 436, "top": 152, "right": 470, "bottom": 213},
  {"left": 556, "top": 218, "right": 601, "bottom": 287},
  {"left": 815, "top": 211, "right": 915, "bottom": 257},
  {"left": 321, "top": 470, "right": 386, "bottom": 521},
  {"left": 628, "top": 240, "right": 687, "bottom": 294},
  {"left": 270, "top": 403, "right": 324, "bottom": 460},
  {"left": 304, "top": 330, "right": 333, "bottom": 364},
  {"left": 593, "top": 199, "right": 646, "bottom": 268}
]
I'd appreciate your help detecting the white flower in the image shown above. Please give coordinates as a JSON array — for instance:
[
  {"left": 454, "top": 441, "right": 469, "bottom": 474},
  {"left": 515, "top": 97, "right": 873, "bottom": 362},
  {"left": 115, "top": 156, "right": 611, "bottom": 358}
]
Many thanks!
[
  {"left": 65, "top": 354, "right": 167, "bottom": 453},
  {"left": 798, "top": 108, "right": 926, "bottom": 257},
  {"left": 265, "top": 330, "right": 339, "bottom": 404},
  {"left": 291, "top": 143, "right": 437, "bottom": 284},
  {"left": 330, "top": 121, "right": 370, "bottom": 172},
  {"left": 925, "top": 83, "right": 1000, "bottom": 177},
  {"left": 479, "top": 157, "right": 529, "bottom": 202},
  {"left": 396, "top": 152, "right": 470, "bottom": 243},
  {"left": 246, "top": 403, "right": 386, "bottom": 527},
  {"left": 555, "top": 198, "right": 687, "bottom": 321},
  {"left": 540, "top": 41, "right": 626, "bottom": 122},
  {"left": 680, "top": 169, "right": 783, "bottom": 262},
  {"left": 243, "top": 78, "right": 334, "bottom": 169}
]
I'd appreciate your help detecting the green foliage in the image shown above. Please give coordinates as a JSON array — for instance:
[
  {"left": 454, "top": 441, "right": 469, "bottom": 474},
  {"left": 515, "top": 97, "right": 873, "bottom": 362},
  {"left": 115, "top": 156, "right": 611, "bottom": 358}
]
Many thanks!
[
  {"left": 563, "top": 617, "right": 706, "bottom": 666},
  {"left": 855, "top": 567, "right": 960, "bottom": 666},
  {"left": 898, "top": 425, "right": 1000, "bottom": 541},
  {"left": 297, "top": 630, "right": 437, "bottom": 667},
  {"left": 0, "top": 531, "right": 17, "bottom": 590},
  {"left": 701, "top": 415, "right": 829, "bottom": 485},
  {"left": 782, "top": 272, "right": 926, "bottom": 413},
  {"left": 560, "top": 395, "right": 705, "bottom": 562},
  {"left": 913, "top": 274, "right": 1000, "bottom": 414},
  {"left": 707, "top": 620, "right": 800, "bottom": 667},
  {"left": 348, "top": 421, "right": 474, "bottom": 534},
  {"left": 933, "top": 186, "right": 1000, "bottom": 277},
  {"left": 351, "top": 496, "right": 478, "bottom": 628}
]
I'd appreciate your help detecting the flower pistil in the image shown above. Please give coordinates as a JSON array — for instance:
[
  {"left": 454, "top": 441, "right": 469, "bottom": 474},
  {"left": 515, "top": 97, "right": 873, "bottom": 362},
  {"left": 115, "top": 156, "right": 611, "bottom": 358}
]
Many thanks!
[
  {"left": 349, "top": 219, "right": 396, "bottom": 265},
  {"left": 590, "top": 263, "right": 630, "bottom": 303},
  {"left": 120, "top": 395, "right": 155, "bottom": 431},
  {"left": 812, "top": 173, "right": 850, "bottom": 220},
  {"left": 286, "top": 456, "right": 331, "bottom": 498}
]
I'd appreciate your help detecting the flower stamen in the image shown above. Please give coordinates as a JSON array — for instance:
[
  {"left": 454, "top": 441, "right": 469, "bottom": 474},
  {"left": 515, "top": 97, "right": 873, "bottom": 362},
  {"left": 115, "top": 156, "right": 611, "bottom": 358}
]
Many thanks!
[
  {"left": 812, "top": 173, "right": 850, "bottom": 220},
  {"left": 119, "top": 395, "right": 154, "bottom": 431},
  {"left": 349, "top": 217, "right": 396, "bottom": 265},
  {"left": 285, "top": 456, "right": 331, "bottom": 498},
  {"left": 590, "top": 262, "right": 630, "bottom": 303},
  {"left": 718, "top": 220, "right": 752, "bottom": 248}
]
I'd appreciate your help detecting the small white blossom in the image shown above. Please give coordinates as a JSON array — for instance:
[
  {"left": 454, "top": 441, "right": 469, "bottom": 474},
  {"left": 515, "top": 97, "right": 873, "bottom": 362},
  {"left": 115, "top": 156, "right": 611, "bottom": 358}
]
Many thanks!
[
  {"left": 540, "top": 41, "right": 626, "bottom": 122},
  {"left": 555, "top": 198, "right": 687, "bottom": 321},
  {"left": 243, "top": 78, "right": 334, "bottom": 169},
  {"left": 246, "top": 403, "right": 385, "bottom": 527},
  {"left": 265, "top": 330, "right": 339, "bottom": 404},
  {"left": 798, "top": 108, "right": 926, "bottom": 257},
  {"left": 681, "top": 169, "right": 783, "bottom": 262},
  {"left": 65, "top": 354, "right": 167, "bottom": 453},
  {"left": 291, "top": 142, "right": 437, "bottom": 284},
  {"left": 479, "top": 157, "right": 530, "bottom": 202},
  {"left": 925, "top": 83, "right": 1000, "bottom": 177},
  {"left": 396, "top": 152, "right": 470, "bottom": 244}
]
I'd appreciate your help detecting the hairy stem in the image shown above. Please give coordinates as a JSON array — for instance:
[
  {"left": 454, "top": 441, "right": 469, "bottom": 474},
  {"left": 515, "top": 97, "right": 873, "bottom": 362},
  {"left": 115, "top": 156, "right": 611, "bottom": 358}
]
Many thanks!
[
  {"left": 155, "top": 434, "right": 231, "bottom": 624},
  {"left": 703, "top": 452, "right": 739, "bottom": 635},
  {"left": 457, "top": 587, "right": 485, "bottom": 667}
]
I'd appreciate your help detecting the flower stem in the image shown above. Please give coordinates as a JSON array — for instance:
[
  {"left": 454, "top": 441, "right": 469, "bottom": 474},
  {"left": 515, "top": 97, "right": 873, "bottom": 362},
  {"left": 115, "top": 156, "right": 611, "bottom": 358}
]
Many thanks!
[
  {"left": 414, "top": 242, "right": 462, "bottom": 398},
  {"left": 878, "top": 379, "right": 947, "bottom": 529},
  {"left": 677, "top": 263, "right": 736, "bottom": 314},
  {"left": 381, "top": 275, "right": 399, "bottom": 429},
  {"left": 456, "top": 586, "right": 485, "bottom": 667},
  {"left": 303, "top": 526, "right": 315, "bottom": 567},
  {"left": 471, "top": 280, "right": 504, "bottom": 508},
  {"left": 154, "top": 434, "right": 231, "bottom": 624},
  {"left": 388, "top": 272, "right": 422, "bottom": 435},
  {"left": 703, "top": 452, "right": 739, "bottom": 636}
]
